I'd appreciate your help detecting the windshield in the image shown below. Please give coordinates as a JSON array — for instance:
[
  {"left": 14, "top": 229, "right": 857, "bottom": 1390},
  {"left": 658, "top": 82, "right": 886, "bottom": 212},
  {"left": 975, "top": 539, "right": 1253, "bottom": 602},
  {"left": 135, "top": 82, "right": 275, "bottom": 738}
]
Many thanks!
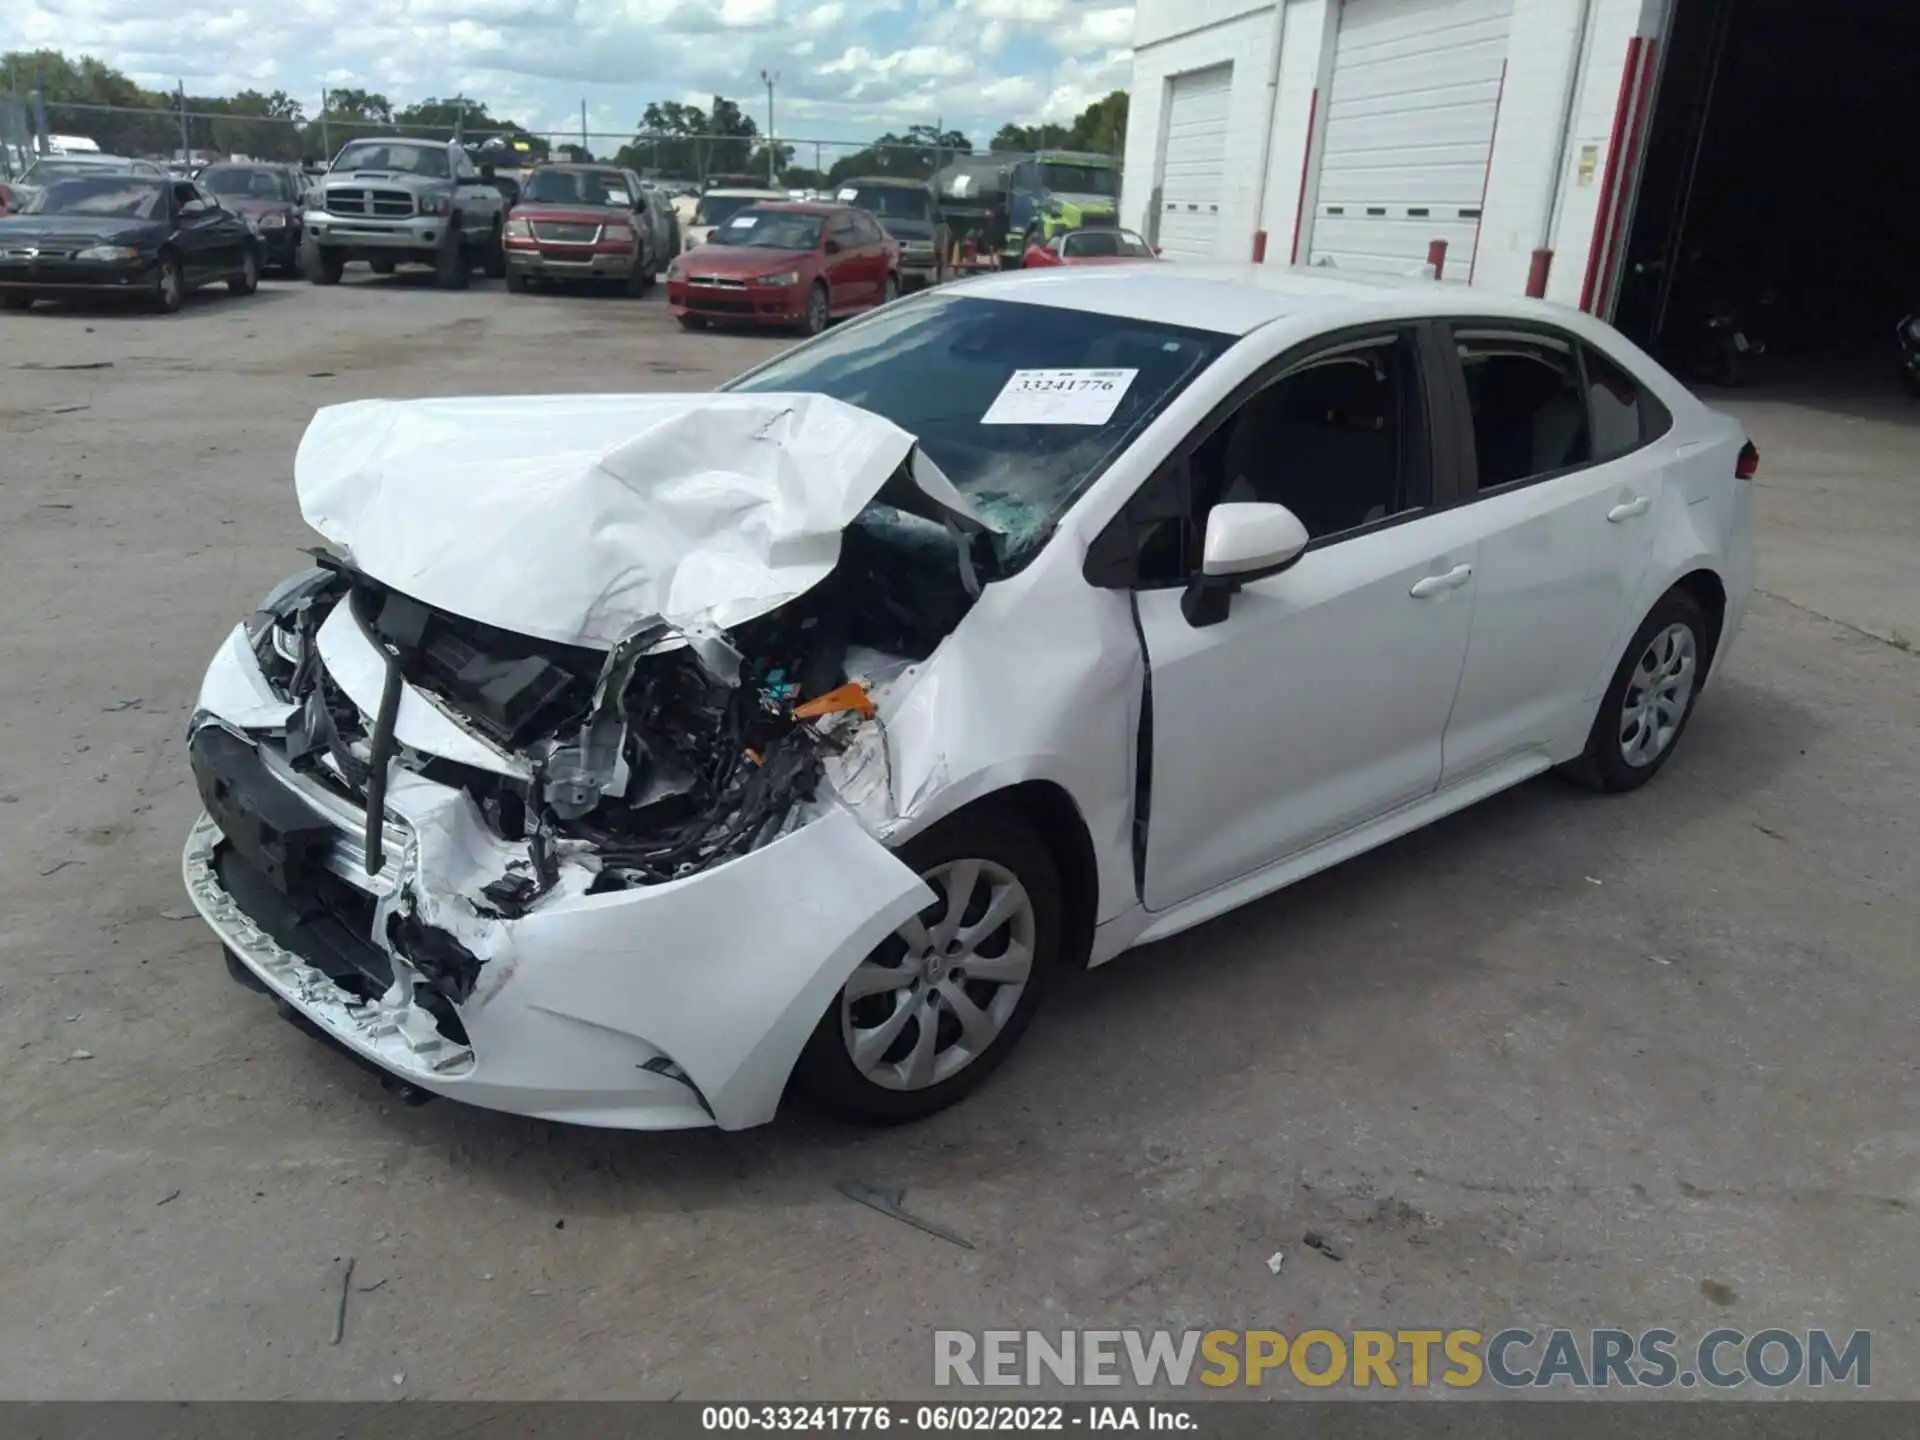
[
  {"left": 25, "top": 177, "right": 166, "bottom": 219},
  {"left": 199, "top": 165, "right": 293, "bottom": 201},
  {"left": 713, "top": 208, "right": 821, "bottom": 249},
  {"left": 1041, "top": 162, "right": 1119, "bottom": 198},
  {"left": 522, "top": 168, "right": 631, "bottom": 206},
  {"left": 693, "top": 193, "right": 768, "bottom": 227},
  {"left": 727, "top": 293, "right": 1231, "bottom": 562},
  {"left": 1064, "top": 229, "right": 1153, "bottom": 258},
  {"left": 331, "top": 142, "right": 450, "bottom": 178},
  {"left": 838, "top": 186, "right": 930, "bottom": 221},
  {"left": 22, "top": 159, "right": 130, "bottom": 184}
]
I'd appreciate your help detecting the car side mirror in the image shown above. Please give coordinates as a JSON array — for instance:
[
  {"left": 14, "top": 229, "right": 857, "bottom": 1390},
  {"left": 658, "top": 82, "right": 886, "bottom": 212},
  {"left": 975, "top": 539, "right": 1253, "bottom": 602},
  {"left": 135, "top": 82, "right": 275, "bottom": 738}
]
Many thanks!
[
  {"left": 1181, "top": 502, "right": 1310, "bottom": 627},
  {"left": 824, "top": 237, "right": 842, "bottom": 254}
]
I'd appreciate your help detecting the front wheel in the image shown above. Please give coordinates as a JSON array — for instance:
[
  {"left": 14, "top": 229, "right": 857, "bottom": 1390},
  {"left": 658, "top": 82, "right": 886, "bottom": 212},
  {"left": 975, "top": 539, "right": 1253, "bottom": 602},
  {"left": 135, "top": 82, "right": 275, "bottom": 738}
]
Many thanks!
[
  {"left": 227, "top": 247, "right": 259, "bottom": 296},
  {"left": 435, "top": 232, "right": 469, "bottom": 290},
  {"left": 482, "top": 226, "right": 507, "bottom": 279},
  {"left": 152, "top": 253, "right": 184, "bottom": 313},
  {"left": 505, "top": 270, "right": 530, "bottom": 294},
  {"left": 625, "top": 260, "right": 654, "bottom": 297},
  {"left": 2, "top": 295, "right": 32, "bottom": 311},
  {"left": 880, "top": 274, "right": 898, "bottom": 305},
  {"left": 1559, "top": 588, "right": 1710, "bottom": 793},
  {"left": 676, "top": 313, "right": 706, "bottom": 330},
  {"left": 801, "top": 281, "right": 830, "bottom": 335},
  {"left": 303, "top": 241, "right": 344, "bottom": 285},
  {"left": 793, "top": 806, "right": 1064, "bottom": 1124}
]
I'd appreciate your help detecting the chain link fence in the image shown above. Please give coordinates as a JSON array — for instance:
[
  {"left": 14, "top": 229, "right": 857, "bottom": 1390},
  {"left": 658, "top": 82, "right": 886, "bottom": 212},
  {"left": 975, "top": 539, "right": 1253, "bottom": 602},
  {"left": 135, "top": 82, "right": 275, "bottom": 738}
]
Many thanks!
[{"left": 18, "top": 98, "right": 989, "bottom": 186}]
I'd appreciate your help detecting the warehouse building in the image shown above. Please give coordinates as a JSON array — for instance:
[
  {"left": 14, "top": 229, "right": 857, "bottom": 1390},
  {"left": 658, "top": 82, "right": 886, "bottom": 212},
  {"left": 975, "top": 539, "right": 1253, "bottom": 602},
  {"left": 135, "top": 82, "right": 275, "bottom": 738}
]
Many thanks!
[{"left": 1121, "top": 0, "right": 1918, "bottom": 368}]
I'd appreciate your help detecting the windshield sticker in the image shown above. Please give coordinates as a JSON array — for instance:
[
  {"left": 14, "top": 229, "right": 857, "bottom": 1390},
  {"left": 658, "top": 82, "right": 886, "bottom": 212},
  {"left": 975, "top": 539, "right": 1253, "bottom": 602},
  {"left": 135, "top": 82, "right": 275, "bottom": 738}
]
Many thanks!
[
  {"left": 981, "top": 369, "right": 1138, "bottom": 426},
  {"left": 949, "top": 174, "right": 973, "bottom": 198},
  {"left": 727, "top": 214, "right": 758, "bottom": 228},
  {"left": 836, "top": 187, "right": 858, "bottom": 202},
  {"left": 607, "top": 191, "right": 631, "bottom": 206}
]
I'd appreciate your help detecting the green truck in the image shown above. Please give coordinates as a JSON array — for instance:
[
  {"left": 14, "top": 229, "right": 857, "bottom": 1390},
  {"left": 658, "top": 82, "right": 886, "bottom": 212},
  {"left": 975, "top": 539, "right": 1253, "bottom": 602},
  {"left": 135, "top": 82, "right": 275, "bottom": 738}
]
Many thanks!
[{"left": 931, "top": 149, "right": 1121, "bottom": 266}]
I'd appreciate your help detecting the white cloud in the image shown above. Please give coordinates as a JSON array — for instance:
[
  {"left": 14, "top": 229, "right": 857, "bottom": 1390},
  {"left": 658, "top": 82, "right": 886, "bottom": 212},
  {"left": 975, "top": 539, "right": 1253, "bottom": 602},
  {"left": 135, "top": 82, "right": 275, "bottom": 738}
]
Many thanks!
[{"left": 5, "top": 0, "right": 1131, "bottom": 151}]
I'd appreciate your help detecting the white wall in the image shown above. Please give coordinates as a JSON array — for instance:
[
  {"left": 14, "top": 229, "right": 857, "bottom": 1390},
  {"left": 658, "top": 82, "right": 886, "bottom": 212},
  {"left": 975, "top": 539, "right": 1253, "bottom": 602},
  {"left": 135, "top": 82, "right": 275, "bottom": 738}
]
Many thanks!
[
  {"left": 1126, "top": 0, "right": 1665, "bottom": 314},
  {"left": 1123, "top": 0, "right": 1283, "bottom": 260}
]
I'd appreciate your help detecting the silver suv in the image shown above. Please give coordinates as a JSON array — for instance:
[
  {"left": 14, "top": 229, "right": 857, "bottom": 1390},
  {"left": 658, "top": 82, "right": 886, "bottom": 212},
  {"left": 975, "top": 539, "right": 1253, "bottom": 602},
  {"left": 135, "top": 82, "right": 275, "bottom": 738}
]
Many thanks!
[{"left": 302, "top": 138, "right": 505, "bottom": 289}]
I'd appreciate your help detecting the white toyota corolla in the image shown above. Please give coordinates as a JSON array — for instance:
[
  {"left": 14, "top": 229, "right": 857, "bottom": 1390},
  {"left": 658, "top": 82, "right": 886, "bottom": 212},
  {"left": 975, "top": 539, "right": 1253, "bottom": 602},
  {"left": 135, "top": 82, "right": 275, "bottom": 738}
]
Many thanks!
[{"left": 184, "top": 265, "right": 1754, "bottom": 1130}]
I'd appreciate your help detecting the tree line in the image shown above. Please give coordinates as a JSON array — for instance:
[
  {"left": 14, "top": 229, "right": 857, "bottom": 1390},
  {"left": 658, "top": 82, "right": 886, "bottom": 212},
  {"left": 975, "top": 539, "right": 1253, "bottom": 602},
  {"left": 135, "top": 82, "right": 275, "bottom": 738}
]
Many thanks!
[{"left": 5, "top": 49, "right": 1126, "bottom": 181}]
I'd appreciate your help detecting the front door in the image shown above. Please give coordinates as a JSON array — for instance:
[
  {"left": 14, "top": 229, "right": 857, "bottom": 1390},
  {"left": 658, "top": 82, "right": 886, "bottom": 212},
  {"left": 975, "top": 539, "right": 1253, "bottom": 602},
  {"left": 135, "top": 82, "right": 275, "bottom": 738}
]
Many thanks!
[
  {"left": 1434, "top": 326, "right": 1669, "bottom": 782},
  {"left": 172, "top": 183, "right": 225, "bottom": 281},
  {"left": 825, "top": 214, "right": 861, "bottom": 310},
  {"left": 1124, "top": 328, "right": 1481, "bottom": 909}
]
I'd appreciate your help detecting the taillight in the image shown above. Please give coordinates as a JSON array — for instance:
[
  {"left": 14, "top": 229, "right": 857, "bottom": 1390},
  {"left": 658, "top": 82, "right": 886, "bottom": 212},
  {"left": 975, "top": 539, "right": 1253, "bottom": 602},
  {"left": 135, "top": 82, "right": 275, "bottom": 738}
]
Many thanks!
[{"left": 1736, "top": 441, "right": 1759, "bottom": 480}]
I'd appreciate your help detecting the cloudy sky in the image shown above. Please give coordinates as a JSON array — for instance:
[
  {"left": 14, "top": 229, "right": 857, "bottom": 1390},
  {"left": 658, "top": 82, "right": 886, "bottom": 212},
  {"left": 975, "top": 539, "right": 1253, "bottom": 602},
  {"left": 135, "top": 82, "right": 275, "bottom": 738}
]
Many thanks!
[{"left": 4, "top": 0, "right": 1135, "bottom": 154}]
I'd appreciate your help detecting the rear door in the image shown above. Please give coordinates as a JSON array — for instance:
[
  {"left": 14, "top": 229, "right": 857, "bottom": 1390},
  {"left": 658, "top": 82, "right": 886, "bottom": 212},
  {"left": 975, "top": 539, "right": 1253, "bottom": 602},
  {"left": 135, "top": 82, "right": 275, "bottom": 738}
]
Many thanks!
[
  {"left": 1433, "top": 325, "right": 1672, "bottom": 782},
  {"left": 853, "top": 210, "right": 890, "bottom": 301}
]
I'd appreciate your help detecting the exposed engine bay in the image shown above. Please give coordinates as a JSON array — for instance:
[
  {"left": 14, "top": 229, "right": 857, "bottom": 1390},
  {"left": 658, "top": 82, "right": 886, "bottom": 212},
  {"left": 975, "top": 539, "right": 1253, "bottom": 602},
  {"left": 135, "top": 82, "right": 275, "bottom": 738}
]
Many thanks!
[{"left": 244, "top": 503, "right": 981, "bottom": 910}]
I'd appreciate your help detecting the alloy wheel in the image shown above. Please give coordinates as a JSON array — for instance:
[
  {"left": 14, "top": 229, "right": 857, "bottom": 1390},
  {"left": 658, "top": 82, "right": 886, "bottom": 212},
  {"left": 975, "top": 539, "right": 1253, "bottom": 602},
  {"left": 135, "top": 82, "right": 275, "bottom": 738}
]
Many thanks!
[
  {"left": 840, "top": 858, "right": 1036, "bottom": 1092},
  {"left": 1620, "top": 622, "right": 1697, "bottom": 767},
  {"left": 807, "top": 286, "right": 829, "bottom": 333},
  {"left": 157, "top": 259, "right": 182, "bottom": 312}
]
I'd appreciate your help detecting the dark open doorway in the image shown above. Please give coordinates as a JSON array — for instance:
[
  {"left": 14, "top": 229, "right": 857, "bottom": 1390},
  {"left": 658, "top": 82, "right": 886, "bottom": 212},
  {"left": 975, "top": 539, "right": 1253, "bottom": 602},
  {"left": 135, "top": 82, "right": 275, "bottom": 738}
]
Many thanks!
[{"left": 1612, "top": 0, "right": 1920, "bottom": 387}]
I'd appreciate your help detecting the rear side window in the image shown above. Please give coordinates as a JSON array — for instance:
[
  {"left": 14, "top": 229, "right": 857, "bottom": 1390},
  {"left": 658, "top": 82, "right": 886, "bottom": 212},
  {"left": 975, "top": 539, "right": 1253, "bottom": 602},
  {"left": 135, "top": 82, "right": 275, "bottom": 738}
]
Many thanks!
[
  {"left": 1583, "top": 343, "right": 1672, "bottom": 459},
  {"left": 1454, "top": 330, "right": 1591, "bottom": 489}
]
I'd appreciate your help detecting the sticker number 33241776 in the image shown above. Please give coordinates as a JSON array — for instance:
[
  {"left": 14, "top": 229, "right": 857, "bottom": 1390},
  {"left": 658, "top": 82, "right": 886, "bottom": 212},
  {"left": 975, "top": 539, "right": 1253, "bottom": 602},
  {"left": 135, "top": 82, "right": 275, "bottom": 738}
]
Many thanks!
[{"left": 981, "top": 368, "right": 1139, "bottom": 426}]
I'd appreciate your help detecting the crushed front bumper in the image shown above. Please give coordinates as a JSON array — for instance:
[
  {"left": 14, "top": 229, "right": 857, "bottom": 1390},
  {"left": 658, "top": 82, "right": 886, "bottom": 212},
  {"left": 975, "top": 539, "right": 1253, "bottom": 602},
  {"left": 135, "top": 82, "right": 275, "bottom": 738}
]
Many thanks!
[{"left": 184, "top": 622, "right": 930, "bottom": 1132}]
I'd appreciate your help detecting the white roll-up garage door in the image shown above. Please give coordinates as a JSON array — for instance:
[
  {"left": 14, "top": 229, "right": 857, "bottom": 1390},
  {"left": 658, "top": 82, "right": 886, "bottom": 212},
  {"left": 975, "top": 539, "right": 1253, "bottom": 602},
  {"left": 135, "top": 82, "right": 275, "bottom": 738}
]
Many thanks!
[
  {"left": 1155, "top": 64, "right": 1233, "bottom": 261},
  {"left": 1308, "top": 0, "right": 1513, "bottom": 280}
]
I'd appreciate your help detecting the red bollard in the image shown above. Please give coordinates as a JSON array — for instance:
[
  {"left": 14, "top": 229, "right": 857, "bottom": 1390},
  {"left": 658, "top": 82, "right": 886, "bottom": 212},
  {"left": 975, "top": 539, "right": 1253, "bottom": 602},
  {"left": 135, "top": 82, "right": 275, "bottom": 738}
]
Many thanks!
[
  {"left": 1252, "top": 229, "right": 1269, "bottom": 263},
  {"left": 1426, "top": 238, "right": 1448, "bottom": 279},
  {"left": 1526, "top": 247, "right": 1553, "bottom": 297}
]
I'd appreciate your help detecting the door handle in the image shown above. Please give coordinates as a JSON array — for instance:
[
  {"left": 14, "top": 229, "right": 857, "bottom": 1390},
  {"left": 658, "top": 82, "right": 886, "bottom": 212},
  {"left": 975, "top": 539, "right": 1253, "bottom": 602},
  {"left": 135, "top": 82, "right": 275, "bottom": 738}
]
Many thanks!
[
  {"left": 1409, "top": 563, "right": 1473, "bottom": 598},
  {"left": 1607, "top": 495, "right": 1652, "bottom": 522}
]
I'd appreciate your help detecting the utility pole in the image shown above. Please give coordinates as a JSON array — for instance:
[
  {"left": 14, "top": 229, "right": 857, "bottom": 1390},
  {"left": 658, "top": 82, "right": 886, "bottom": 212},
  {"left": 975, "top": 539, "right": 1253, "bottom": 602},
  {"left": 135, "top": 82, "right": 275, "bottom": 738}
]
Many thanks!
[
  {"left": 176, "top": 81, "right": 190, "bottom": 162},
  {"left": 759, "top": 69, "right": 779, "bottom": 185},
  {"left": 580, "top": 99, "right": 589, "bottom": 160},
  {"left": 319, "top": 85, "right": 330, "bottom": 163}
]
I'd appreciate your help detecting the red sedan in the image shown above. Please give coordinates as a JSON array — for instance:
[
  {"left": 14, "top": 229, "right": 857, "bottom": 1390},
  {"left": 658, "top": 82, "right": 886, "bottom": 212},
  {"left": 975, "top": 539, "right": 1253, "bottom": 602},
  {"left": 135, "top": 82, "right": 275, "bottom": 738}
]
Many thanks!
[
  {"left": 667, "top": 201, "right": 899, "bottom": 335},
  {"left": 1021, "top": 226, "right": 1160, "bottom": 268}
]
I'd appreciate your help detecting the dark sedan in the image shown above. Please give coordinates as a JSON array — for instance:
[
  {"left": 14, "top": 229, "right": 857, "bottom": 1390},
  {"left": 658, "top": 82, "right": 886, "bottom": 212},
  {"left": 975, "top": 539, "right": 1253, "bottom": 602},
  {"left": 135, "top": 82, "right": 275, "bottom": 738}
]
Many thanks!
[
  {"left": 0, "top": 175, "right": 262, "bottom": 314},
  {"left": 197, "top": 162, "right": 307, "bottom": 274}
]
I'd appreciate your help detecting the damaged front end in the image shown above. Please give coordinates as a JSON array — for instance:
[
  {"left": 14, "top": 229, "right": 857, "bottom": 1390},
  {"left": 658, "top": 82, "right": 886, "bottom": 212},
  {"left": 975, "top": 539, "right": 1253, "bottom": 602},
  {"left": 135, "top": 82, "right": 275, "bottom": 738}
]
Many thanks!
[{"left": 184, "top": 391, "right": 993, "bottom": 1129}]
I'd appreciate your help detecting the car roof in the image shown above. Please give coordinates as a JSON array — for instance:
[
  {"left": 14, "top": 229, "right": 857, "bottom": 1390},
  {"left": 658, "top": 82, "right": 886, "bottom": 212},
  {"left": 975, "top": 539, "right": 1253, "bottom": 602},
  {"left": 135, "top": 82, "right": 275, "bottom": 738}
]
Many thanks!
[
  {"left": 942, "top": 263, "right": 1609, "bottom": 338},
  {"left": 735, "top": 200, "right": 847, "bottom": 216},
  {"left": 839, "top": 176, "right": 927, "bottom": 188},
  {"left": 701, "top": 187, "right": 788, "bottom": 198}
]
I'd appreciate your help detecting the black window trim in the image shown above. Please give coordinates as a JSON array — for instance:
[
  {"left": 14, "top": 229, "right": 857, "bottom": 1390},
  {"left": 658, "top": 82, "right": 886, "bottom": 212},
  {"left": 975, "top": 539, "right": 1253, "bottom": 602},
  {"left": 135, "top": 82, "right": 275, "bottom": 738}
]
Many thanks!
[
  {"left": 1085, "top": 317, "right": 1462, "bottom": 591},
  {"left": 1434, "top": 316, "right": 1674, "bottom": 509}
]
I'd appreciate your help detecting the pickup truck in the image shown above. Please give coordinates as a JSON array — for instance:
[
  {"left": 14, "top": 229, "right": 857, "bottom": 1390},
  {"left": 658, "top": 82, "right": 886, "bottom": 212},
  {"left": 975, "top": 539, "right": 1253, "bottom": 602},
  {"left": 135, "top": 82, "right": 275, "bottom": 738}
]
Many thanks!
[{"left": 301, "top": 137, "right": 506, "bottom": 289}]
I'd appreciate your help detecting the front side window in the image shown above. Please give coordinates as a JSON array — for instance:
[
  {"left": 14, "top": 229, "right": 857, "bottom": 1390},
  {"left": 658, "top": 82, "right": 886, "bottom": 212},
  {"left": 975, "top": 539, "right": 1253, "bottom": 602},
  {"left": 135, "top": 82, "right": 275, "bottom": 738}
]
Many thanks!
[
  {"left": 726, "top": 292, "right": 1233, "bottom": 565},
  {"left": 1116, "top": 333, "right": 1428, "bottom": 585},
  {"left": 1454, "top": 330, "right": 1591, "bottom": 489}
]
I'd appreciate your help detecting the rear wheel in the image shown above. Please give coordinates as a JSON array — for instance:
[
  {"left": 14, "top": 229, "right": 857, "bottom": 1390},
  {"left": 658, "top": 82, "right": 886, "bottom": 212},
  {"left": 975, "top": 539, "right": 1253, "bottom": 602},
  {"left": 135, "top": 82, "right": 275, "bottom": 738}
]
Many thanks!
[
  {"left": 795, "top": 806, "right": 1064, "bottom": 1123},
  {"left": 1559, "top": 587, "right": 1709, "bottom": 793}
]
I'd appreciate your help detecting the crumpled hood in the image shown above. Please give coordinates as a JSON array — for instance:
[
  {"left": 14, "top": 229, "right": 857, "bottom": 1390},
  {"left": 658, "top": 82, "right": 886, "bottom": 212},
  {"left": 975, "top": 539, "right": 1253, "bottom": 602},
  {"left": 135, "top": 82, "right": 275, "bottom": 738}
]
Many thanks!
[{"left": 295, "top": 391, "right": 984, "bottom": 650}]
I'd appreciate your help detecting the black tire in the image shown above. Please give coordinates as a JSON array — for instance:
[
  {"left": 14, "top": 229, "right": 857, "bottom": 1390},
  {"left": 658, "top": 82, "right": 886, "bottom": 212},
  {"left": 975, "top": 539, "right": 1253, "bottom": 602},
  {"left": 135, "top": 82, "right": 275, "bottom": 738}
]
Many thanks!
[
  {"left": 482, "top": 225, "right": 507, "bottom": 279},
  {"left": 1558, "top": 587, "right": 1710, "bottom": 794},
  {"left": 304, "top": 241, "right": 344, "bottom": 285},
  {"left": 801, "top": 280, "right": 829, "bottom": 335},
  {"left": 505, "top": 270, "right": 530, "bottom": 294},
  {"left": 368, "top": 259, "right": 396, "bottom": 276},
  {"left": 932, "top": 225, "right": 950, "bottom": 284},
  {"left": 676, "top": 313, "right": 706, "bottom": 330},
  {"left": 227, "top": 245, "right": 259, "bottom": 296},
  {"left": 880, "top": 273, "right": 898, "bottom": 305},
  {"left": 793, "top": 804, "right": 1065, "bottom": 1124},
  {"left": 625, "top": 260, "right": 654, "bottom": 297},
  {"left": 152, "top": 252, "right": 185, "bottom": 313},
  {"left": 435, "top": 229, "right": 469, "bottom": 290},
  {"left": 2, "top": 295, "right": 32, "bottom": 311}
]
